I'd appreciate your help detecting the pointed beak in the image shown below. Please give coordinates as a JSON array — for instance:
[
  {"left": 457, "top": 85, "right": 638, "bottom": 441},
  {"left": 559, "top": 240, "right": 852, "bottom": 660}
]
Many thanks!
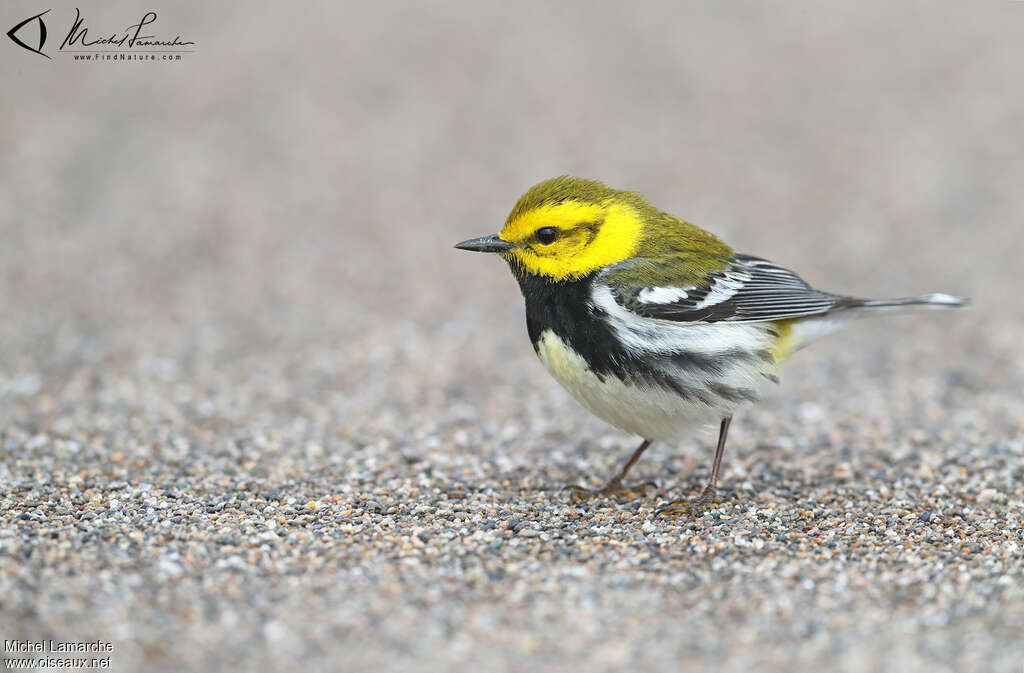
[{"left": 454, "top": 233, "right": 515, "bottom": 254}]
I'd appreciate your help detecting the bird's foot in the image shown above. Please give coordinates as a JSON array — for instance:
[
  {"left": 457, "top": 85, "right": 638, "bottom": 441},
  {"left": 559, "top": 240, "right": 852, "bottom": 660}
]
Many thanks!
[
  {"left": 564, "top": 477, "right": 658, "bottom": 502},
  {"left": 655, "top": 485, "right": 722, "bottom": 516}
]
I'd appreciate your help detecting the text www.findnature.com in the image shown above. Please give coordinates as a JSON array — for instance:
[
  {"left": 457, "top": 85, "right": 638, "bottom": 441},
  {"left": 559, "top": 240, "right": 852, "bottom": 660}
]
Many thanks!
[{"left": 72, "top": 53, "right": 183, "bottom": 61}]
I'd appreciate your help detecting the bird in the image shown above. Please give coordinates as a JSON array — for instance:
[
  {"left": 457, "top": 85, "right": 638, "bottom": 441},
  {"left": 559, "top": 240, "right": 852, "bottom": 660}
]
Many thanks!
[{"left": 454, "top": 176, "right": 967, "bottom": 514}]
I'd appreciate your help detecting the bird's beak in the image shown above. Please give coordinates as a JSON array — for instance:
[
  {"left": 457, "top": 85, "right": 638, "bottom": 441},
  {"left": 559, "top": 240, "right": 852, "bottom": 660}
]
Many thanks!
[{"left": 454, "top": 233, "right": 515, "bottom": 254}]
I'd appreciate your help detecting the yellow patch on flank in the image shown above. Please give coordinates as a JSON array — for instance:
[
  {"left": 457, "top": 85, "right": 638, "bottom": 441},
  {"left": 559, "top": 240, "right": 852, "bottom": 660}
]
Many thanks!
[
  {"left": 769, "top": 319, "right": 798, "bottom": 364},
  {"left": 500, "top": 200, "right": 643, "bottom": 281}
]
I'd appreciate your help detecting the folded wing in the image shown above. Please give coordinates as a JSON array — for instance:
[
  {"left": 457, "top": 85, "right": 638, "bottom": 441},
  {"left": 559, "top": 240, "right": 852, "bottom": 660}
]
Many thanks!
[{"left": 605, "top": 254, "right": 851, "bottom": 323}]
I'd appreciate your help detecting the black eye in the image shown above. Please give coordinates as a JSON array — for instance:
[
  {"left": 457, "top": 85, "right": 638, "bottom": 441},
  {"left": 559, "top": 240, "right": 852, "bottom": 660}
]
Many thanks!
[{"left": 535, "top": 227, "right": 558, "bottom": 245}]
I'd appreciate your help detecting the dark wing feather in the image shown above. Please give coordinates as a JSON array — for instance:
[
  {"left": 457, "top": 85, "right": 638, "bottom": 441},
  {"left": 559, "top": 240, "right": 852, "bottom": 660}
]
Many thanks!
[{"left": 607, "top": 254, "right": 850, "bottom": 323}]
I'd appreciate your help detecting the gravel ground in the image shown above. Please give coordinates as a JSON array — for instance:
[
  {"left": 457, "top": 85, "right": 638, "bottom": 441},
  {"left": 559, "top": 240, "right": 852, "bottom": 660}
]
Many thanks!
[{"left": 2, "top": 3, "right": 1023, "bottom": 672}]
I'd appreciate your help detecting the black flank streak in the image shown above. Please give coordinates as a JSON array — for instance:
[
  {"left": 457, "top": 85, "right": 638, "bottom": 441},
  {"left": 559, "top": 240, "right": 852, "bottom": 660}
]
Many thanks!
[{"left": 711, "top": 384, "right": 758, "bottom": 403}]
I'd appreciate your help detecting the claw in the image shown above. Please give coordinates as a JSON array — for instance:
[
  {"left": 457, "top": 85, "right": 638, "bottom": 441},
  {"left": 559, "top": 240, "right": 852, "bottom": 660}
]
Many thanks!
[
  {"left": 563, "top": 479, "right": 658, "bottom": 502},
  {"left": 655, "top": 486, "right": 722, "bottom": 516}
]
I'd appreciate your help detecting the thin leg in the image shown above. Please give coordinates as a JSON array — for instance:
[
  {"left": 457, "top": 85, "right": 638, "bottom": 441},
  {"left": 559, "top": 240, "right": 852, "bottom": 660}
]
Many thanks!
[
  {"left": 657, "top": 416, "right": 732, "bottom": 516},
  {"left": 565, "top": 439, "right": 657, "bottom": 500},
  {"left": 699, "top": 416, "right": 731, "bottom": 502},
  {"left": 608, "top": 439, "right": 651, "bottom": 487}
]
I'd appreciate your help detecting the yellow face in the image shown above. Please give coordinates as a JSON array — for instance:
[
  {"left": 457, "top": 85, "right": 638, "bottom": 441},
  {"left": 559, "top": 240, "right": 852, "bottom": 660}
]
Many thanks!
[{"left": 498, "top": 199, "right": 644, "bottom": 281}]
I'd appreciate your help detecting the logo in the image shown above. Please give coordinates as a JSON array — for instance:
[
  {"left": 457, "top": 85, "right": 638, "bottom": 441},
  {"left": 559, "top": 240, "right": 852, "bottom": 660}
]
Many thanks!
[
  {"left": 6, "top": 9, "right": 50, "bottom": 58},
  {"left": 6, "top": 8, "right": 195, "bottom": 61}
]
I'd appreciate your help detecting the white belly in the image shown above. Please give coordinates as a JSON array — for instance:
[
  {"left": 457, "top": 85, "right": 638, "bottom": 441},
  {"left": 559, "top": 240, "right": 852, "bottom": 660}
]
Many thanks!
[{"left": 534, "top": 330, "right": 763, "bottom": 441}]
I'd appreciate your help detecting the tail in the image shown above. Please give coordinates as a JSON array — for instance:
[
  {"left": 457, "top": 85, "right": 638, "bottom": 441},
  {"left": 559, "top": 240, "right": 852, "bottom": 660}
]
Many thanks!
[
  {"left": 787, "top": 293, "right": 969, "bottom": 354},
  {"left": 843, "top": 293, "right": 970, "bottom": 312}
]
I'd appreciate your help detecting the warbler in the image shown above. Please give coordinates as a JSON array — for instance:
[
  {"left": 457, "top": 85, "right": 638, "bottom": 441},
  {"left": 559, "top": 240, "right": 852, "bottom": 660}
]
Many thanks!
[{"left": 455, "top": 176, "right": 967, "bottom": 514}]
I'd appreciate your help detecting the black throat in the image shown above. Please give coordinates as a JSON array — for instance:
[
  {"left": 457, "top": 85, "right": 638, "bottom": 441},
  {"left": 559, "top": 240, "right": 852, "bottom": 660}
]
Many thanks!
[{"left": 513, "top": 270, "right": 626, "bottom": 376}]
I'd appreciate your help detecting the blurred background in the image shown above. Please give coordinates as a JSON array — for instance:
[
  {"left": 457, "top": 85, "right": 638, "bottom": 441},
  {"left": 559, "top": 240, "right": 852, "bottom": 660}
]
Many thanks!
[{"left": 1, "top": 2, "right": 1022, "bottom": 672}]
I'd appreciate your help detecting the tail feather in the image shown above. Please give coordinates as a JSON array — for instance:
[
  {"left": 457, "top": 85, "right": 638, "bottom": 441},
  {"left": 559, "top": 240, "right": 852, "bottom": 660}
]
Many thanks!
[
  {"left": 845, "top": 293, "right": 970, "bottom": 312},
  {"left": 789, "top": 293, "right": 968, "bottom": 352}
]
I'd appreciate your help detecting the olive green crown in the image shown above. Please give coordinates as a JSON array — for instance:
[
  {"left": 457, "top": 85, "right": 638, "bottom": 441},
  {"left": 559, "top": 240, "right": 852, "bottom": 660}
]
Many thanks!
[{"left": 506, "top": 176, "right": 623, "bottom": 223}]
